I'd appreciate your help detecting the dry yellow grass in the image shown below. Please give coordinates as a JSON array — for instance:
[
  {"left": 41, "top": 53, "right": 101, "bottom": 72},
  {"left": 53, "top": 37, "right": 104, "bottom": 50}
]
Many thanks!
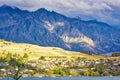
[{"left": 0, "top": 40, "right": 105, "bottom": 60}]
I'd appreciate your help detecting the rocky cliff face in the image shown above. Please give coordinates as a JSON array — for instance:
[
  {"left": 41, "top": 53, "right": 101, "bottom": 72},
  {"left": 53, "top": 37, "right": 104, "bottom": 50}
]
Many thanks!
[{"left": 0, "top": 5, "right": 120, "bottom": 54}]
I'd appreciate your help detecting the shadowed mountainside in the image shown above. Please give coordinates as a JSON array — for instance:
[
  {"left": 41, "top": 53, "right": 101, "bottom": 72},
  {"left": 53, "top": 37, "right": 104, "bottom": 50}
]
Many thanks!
[{"left": 0, "top": 5, "right": 120, "bottom": 54}]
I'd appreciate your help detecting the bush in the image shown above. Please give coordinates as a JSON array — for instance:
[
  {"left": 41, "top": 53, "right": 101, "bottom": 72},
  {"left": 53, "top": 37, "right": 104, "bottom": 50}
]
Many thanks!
[
  {"left": 90, "top": 71, "right": 100, "bottom": 76},
  {"left": 102, "top": 71, "right": 109, "bottom": 76},
  {"left": 39, "top": 56, "right": 45, "bottom": 60},
  {"left": 84, "top": 71, "right": 90, "bottom": 76},
  {"left": 60, "top": 71, "right": 66, "bottom": 76},
  {"left": 112, "top": 71, "right": 120, "bottom": 76},
  {"left": 70, "top": 72, "right": 79, "bottom": 76}
]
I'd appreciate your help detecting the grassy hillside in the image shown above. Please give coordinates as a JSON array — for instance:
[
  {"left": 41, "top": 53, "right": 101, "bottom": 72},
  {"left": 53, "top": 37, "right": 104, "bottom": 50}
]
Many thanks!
[{"left": 0, "top": 39, "right": 105, "bottom": 60}]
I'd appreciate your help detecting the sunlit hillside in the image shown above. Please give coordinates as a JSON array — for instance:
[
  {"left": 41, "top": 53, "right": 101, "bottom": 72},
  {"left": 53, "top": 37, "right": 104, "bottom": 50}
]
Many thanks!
[{"left": 0, "top": 39, "right": 105, "bottom": 60}]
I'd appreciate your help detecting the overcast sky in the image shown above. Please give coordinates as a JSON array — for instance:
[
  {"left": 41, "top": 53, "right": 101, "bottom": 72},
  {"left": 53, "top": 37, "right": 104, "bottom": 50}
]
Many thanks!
[{"left": 0, "top": 0, "right": 120, "bottom": 27}]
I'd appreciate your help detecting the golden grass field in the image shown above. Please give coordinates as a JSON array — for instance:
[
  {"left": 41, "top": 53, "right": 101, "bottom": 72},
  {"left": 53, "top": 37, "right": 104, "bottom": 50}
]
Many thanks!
[{"left": 0, "top": 39, "right": 112, "bottom": 60}]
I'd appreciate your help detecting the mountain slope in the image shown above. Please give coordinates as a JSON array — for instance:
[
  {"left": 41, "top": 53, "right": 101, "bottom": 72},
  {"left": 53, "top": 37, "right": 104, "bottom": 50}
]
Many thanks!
[
  {"left": 0, "top": 5, "right": 120, "bottom": 54},
  {"left": 0, "top": 40, "right": 105, "bottom": 60}
]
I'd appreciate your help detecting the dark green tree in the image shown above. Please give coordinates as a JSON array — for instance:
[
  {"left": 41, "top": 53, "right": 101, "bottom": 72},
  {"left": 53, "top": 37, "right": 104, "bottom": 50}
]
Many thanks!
[
  {"left": 39, "top": 56, "right": 45, "bottom": 60},
  {"left": 94, "top": 63, "right": 105, "bottom": 75}
]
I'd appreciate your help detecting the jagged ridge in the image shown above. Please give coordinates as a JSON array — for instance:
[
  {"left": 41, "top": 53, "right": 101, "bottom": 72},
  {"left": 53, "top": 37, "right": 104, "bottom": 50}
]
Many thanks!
[{"left": 0, "top": 5, "right": 120, "bottom": 54}]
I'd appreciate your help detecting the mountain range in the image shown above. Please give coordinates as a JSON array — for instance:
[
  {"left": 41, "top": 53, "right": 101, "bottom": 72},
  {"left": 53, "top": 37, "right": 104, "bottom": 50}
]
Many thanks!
[{"left": 0, "top": 5, "right": 120, "bottom": 54}]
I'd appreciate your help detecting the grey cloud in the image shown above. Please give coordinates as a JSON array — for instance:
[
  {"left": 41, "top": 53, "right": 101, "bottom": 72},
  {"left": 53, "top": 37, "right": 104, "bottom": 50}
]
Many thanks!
[{"left": 0, "top": 0, "right": 120, "bottom": 27}]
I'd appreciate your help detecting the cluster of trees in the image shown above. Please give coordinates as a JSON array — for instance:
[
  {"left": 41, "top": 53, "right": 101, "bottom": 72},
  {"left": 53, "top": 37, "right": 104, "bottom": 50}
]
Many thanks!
[
  {"left": 0, "top": 53, "right": 35, "bottom": 80},
  {"left": 88, "top": 63, "right": 120, "bottom": 76},
  {"left": 112, "top": 52, "right": 120, "bottom": 57},
  {"left": 41, "top": 67, "right": 112, "bottom": 76},
  {"left": 42, "top": 67, "right": 79, "bottom": 76},
  {"left": 41, "top": 62, "right": 120, "bottom": 76},
  {"left": 83, "top": 63, "right": 109, "bottom": 76},
  {"left": 83, "top": 70, "right": 109, "bottom": 76}
]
